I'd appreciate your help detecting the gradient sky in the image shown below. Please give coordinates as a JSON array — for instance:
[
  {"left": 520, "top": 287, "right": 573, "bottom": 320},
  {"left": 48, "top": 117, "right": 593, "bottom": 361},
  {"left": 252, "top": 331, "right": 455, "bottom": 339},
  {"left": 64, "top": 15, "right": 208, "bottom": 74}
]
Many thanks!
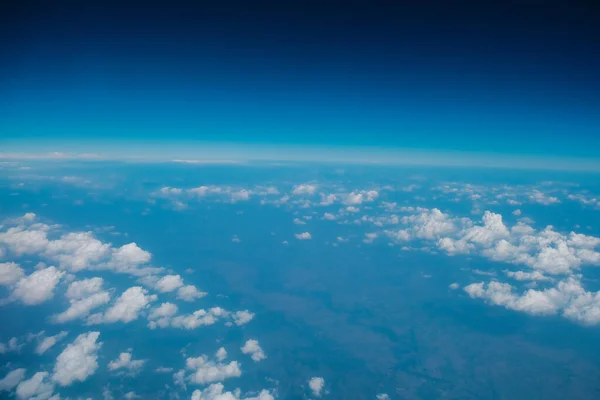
[{"left": 1, "top": 1, "right": 599, "bottom": 159}]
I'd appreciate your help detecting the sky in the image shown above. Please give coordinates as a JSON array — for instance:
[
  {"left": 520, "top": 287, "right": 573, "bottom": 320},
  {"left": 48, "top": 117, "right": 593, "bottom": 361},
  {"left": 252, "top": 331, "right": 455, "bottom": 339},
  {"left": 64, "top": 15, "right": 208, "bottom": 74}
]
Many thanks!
[{"left": 1, "top": 1, "right": 600, "bottom": 163}]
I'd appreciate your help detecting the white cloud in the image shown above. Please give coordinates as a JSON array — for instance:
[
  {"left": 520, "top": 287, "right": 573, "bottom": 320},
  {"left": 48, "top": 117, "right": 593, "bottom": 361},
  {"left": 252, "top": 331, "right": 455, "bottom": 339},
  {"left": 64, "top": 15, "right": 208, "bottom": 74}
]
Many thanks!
[
  {"left": 512, "top": 209, "right": 522, "bottom": 216},
  {"left": 323, "top": 213, "right": 336, "bottom": 221},
  {"left": 528, "top": 190, "right": 560, "bottom": 205},
  {"left": 35, "top": 331, "right": 68, "bottom": 355},
  {"left": 186, "top": 354, "right": 242, "bottom": 385},
  {"left": 54, "top": 278, "right": 111, "bottom": 323},
  {"left": 464, "top": 277, "right": 600, "bottom": 325},
  {"left": 295, "top": 232, "right": 312, "bottom": 240},
  {"left": 449, "top": 283, "right": 460, "bottom": 290},
  {"left": 16, "top": 372, "right": 54, "bottom": 400},
  {"left": 177, "top": 285, "right": 207, "bottom": 302},
  {"left": 216, "top": 347, "right": 227, "bottom": 362},
  {"left": 241, "top": 340, "right": 266, "bottom": 362},
  {"left": 44, "top": 232, "right": 111, "bottom": 272},
  {"left": 293, "top": 218, "right": 306, "bottom": 225},
  {"left": 0, "top": 368, "right": 26, "bottom": 391},
  {"left": 308, "top": 377, "right": 325, "bottom": 397},
  {"left": 232, "top": 310, "right": 255, "bottom": 326},
  {"left": 147, "top": 302, "right": 178, "bottom": 329},
  {"left": 292, "top": 184, "right": 317, "bottom": 196},
  {"left": 376, "top": 394, "right": 390, "bottom": 400},
  {"left": 191, "top": 383, "right": 275, "bottom": 400},
  {"left": 343, "top": 190, "right": 378, "bottom": 205},
  {"left": 95, "top": 287, "right": 156, "bottom": 324},
  {"left": 504, "top": 270, "right": 550, "bottom": 281},
  {"left": 0, "top": 337, "right": 22, "bottom": 354},
  {"left": 155, "top": 274, "right": 184, "bottom": 292},
  {"left": 12, "top": 266, "right": 65, "bottom": 305},
  {"left": 0, "top": 262, "right": 24, "bottom": 285},
  {"left": 110, "top": 243, "right": 152, "bottom": 268},
  {"left": 170, "top": 307, "right": 228, "bottom": 329},
  {"left": 108, "top": 352, "right": 146, "bottom": 374},
  {"left": 53, "top": 332, "right": 102, "bottom": 386}
]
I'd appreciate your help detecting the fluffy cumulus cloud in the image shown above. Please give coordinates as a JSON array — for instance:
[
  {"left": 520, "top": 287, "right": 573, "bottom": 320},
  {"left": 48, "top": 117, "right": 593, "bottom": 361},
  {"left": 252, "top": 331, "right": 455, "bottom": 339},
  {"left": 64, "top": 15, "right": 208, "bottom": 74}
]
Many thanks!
[
  {"left": 343, "top": 190, "right": 378, "bottom": 205},
  {"left": 147, "top": 302, "right": 179, "bottom": 329},
  {"left": 35, "top": 331, "right": 68, "bottom": 355},
  {"left": 191, "top": 383, "right": 275, "bottom": 400},
  {"left": 186, "top": 354, "right": 242, "bottom": 385},
  {"left": 53, "top": 331, "right": 102, "bottom": 386},
  {"left": 155, "top": 274, "right": 184, "bottom": 292},
  {"left": 0, "top": 337, "right": 22, "bottom": 354},
  {"left": 292, "top": 184, "right": 317, "bottom": 196},
  {"left": 16, "top": 371, "right": 54, "bottom": 400},
  {"left": 386, "top": 208, "right": 458, "bottom": 243},
  {"left": 108, "top": 352, "right": 146, "bottom": 375},
  {"left": 170, "top": 307, "right": 229, "bottom": 329},
  {"left": 0, "top": 214, "right": 158, "bottom": 276},
  {"left": 241, "top": 340, "right": 266, "bottom": 362},
  {"left": 53, "top": 278, "right": 111, "bottom": 323},
  {"left": 295, "top": 232, "right": 312, "bottom": 240},
  {"left": 464, "top": 277, "right": 600, "bottom": 325},
  {"left": 92, "top": 286, "right": 156, "bottom": 324},
  {"left": 231, "top": 310, "right": 255, "bottom": 326},
  {"left": 12, "top": 266, "right": 65, "bottom": 305},
  {"left": 0, "top": 262, "right": 24, "bottom": 285},
  {"left": 308, "top": 377, "right": 325, "bottom": 397},
  {"left": 177, "top": 284, "right": 207, "bottom": 302},
  {"left": 0, "top": 368, "right": 26, "bottom": 391}
]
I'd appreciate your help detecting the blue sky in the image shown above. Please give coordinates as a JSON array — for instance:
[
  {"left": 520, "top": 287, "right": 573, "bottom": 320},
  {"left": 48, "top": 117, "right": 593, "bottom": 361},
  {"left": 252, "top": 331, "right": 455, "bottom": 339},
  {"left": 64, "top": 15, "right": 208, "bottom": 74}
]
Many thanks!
[{"left": 1, "top": 2, "right": 599, "bottom": 162}]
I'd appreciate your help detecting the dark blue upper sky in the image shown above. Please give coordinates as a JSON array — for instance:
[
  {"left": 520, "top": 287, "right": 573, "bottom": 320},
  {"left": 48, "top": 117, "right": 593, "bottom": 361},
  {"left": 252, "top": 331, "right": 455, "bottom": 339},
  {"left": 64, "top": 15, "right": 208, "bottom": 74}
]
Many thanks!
[{"left": 1, "top": 1, "right": 599, "bottom": 158}]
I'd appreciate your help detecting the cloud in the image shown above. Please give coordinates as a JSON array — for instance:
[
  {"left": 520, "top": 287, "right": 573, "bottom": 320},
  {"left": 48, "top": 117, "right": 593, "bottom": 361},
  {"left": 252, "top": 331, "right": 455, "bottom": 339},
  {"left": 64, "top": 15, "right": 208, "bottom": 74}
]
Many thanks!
[
  {"left": 12, "top": 266, "right": 65, "bottom": 305},
  {"left": 0, "top": 337, "right": 22, "bottom": 354},
  {"left": 342, "top": 190, "right": 378, "bottom": 205},
  {"left": 16, "top": 372, "right": 54, "bottom": 400},
  {"left": 93, "top": 287, "right": 156, "bottom": 324},
  {"left": 241, "top": 340, "right": 266, "bottom": 362},
  {"left": 292, "top": 184, "right": 317, "bottom": 196},
  {"left": 464, "top": 277, "right": 600, "bottom": 325},
  {"left": 323, "top": 213, "right": 336, "bottom": 220},
  {"left": 147, "top": 302, "right": 178, "bottom": 329},
  {"left": 35, "top": 331, "right": 68, "bottom": 355},
  {"left": 191, "top": 383, "right": 275, "bottom": 400},
  {"left": 0, "top": 262, "right": 24, "bottom": 285},
  {"left": 449, "top": 283, "right": 460, "bottom": 290},
  {"left": 216, "top": 347, "right": 227, "bottom": 362},
  {"left": 170, "top": 307, "right": 228, "bottom": 329},
  {"left": 53, "top": 278, "right": 111, "bottom": 323},
  {"left": 528, "top": 190, "right": 560, "bottom": 205},
  {"left": 232, "top": 310, "right": 255, "bottom": 326},
  {"left": 293, "top": 218, "right": 306, "bottom": 225},
  {"left": 0, "top": 368, "right": 26, "bottom": 391},
  {"left": 504, "top": 270, "right": 550, "bottom": 281},
  {"left": 53, "top": 332, "right": 102, "bottom": 386},
  {"left": 177, "top": 285, "right": 207, "bottom": 302},
  {"left": 308, "top": 377, "right": 325, "bottom": 397},
  {"left": 155, "top": 275, "right": 184, "bottom": 292},
  {"left": 376, "top": 394, "right": 390, "bottom": 400},
  {"left": 295, "top": 232, "right": 312, "bottom": 240},
  {"left": 108, "top": 352, "right": 146, "bottom": 375},
  {"left": 186, "top": 354, "right": 242, "bottom": 385},
  {"left": 44, "top": 232, "right": 111, "bottom": 272}
]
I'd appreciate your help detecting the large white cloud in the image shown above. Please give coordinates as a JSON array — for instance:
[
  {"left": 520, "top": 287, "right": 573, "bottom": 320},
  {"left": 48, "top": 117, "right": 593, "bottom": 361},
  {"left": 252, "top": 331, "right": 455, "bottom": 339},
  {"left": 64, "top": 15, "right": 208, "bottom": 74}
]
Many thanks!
[
  {"left": 35, "top": 331, "right": 68, "bottom": 355},
  {"left": 92, "top": 286, "right": 156, "bottom": 324},
  {"left": 12, "top": 266, "right": 65, "bottom": 305},
  {"left": 177, "top": 285, "right": 207, "bottom": 302},
  {"left": 170, "top": 307, "right": 228, "bottom": 329},
  {"left": 16, "top": 371, "right": 54, "bottom": 400},
  {"left": 0, "top": 368, "right": 26, "bottom": 391},
  {"left": 53, "top": 331, "right": 102, "bottom": 386},
  {"left": 108, "top": 352, "right": 146, "bottom": 375},
  {"left": 147, "top": 302, "right": 179, "bottom": 329},
  {"left": 186, "top": 354, "right": 242, "bottom": 385},
  {"left": 191, "top": 383, "right": 275, "bottom": 400},
  {"left": 241, "top": 340, "right": 266, "bottom": 362},
  {"left": 155, "top": 274, "right": 184, "bottom": 292},
  {"left": 0, "top": 262, "right": 24, "bottom": 285},
  {"left": 231, "top": 310, "right": 255, "bottom": 326},
  {"left": 308, "top": 377, "right": 325, "bottom": 397},
  {"left": 53, "top": 278, "right": 111, "bottom": 323}
]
